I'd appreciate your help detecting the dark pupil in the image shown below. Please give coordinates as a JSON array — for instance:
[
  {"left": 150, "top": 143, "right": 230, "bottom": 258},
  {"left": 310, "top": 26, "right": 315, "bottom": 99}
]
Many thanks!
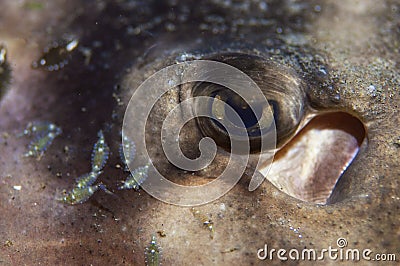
[
  {"left": 210, "top": 91, "right": 263, "bottom": 137},
  {"left": 225, "top": 97, "right": 260, "bottom": 128}
]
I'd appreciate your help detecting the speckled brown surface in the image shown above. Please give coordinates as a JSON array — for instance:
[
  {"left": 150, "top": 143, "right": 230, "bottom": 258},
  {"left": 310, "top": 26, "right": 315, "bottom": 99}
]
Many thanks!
[{"left": 0, "top": 0, "right": 399, "bottom": 265}]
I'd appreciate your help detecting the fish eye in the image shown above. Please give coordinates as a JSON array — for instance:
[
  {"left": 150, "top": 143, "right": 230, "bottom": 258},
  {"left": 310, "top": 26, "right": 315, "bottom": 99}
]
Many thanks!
[
  {"left": 192, "top": 82, "right": 275, "bottom": 153},
  {"left": 187, "top": 53, "right": 307, "bottom": 153}
]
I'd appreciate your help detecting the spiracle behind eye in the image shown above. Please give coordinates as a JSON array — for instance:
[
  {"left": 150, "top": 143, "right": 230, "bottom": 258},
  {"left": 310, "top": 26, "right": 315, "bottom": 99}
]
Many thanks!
[{"left": 192, "top": 53, "right": 306, "bottom": 153}]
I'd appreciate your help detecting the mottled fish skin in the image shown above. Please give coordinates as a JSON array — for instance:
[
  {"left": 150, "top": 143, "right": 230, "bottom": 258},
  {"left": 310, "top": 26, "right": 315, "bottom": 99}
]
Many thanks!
[
  {"left": 145, "top": 236, "right": 162, "bottom": 266},
  {"left": 91, "top": 130, "right": 110, "bottom": 173},
  {"left": 119, "top": 164, "right": 149, "bottom": 190},
  {"left": 0, "top": 1, "right": 399, "bottom": 265}
]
